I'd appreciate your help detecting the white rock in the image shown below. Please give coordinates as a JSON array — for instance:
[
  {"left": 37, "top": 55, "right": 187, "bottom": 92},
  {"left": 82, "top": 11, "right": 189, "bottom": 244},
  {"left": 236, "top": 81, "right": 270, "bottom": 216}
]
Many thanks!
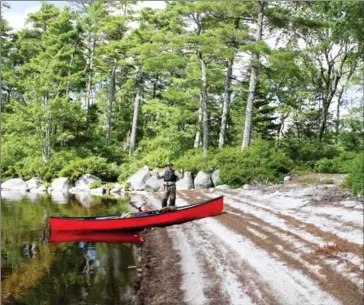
[
  {"left": 111, "top": 183, "right": 123, "bottom": 194},
  {"left": 176, "top": 172, "right": 194, "bottom": 190},
  {"left": 89, "top": 187, "right": 105, "bottom": 196},
  {"left": 1, "top": 178, "right": 28, "bottom": 192},
  {"left": 243, "top": 184, "right": 250, "bottom": 190},
  {"left": 26, "top": 177, "right": 42, "bottom": 190},
  {"left": 30, "top": 185, "right": 47, "bottom": 193},
  {"left": 75, "top": 174, "right": 101, "bottom": 191},
  {"left": 51, "top": 177, "right": 71, "bottom": 192},
  {"left": 145, "top": 175, "right": 164, "bottom": 192},
  {"left": 51, "top": 191, "right": 69, "bottom": 204},
  {"left": 211, "top": 169, "right": 221, "bottom": 186},
  {"left": 194, "top": 171, "right": 213, "bottom": 189},
  {"left": 1, "top": 190, "right": 26, "bottom": 201},
  {"left": 75, "top": 192, "right": 94, "bottom": 207},
  {"left": 215, "top": 184, "right": 230, "bottom": 190},
  {"left": 284, "top": 176, "right": 292, "bottom": 181},
  {"left": 127, "top": 165, "right": 151, "bottom": 191}
]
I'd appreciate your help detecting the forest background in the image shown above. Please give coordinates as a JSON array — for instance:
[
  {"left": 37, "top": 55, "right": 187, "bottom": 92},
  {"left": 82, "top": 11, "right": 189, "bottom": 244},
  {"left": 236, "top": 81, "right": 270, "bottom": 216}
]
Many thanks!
[{"left": 1, "top": 0, "right": 363, "bottom": 195}]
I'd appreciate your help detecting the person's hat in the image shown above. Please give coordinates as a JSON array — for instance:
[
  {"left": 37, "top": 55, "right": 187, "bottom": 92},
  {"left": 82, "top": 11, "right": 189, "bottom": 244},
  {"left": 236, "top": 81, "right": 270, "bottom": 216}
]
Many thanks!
[{"left": 166, "top": 162, "right": 173, "bottom": 166}]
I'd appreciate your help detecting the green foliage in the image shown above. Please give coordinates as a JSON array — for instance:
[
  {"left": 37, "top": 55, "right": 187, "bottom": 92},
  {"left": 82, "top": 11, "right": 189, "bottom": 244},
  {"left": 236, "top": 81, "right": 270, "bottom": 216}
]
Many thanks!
[
  {"left": 314, "top": 151, "right": 359, "bottom": 174},
  {"left": 89, "top": 181, "right": 102, "bottom": 189},
  {"left": 346, "top": 154, "right": 364, "bottom": 196},
  {"left": 217, "top": 140, "right": 293, "bottom": 187},
  {"left": 59, "top": 157, "right": 119, "bottom": 182}
]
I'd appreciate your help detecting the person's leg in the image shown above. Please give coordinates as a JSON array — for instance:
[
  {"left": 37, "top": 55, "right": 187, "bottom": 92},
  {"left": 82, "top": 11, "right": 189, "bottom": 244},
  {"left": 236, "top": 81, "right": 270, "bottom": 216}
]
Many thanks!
[
  {"left": 161, "top": 185, "right": 170, "bottom": 208},
  {"left": 169, "top": 185, "right": 176, "bottom": 208}
]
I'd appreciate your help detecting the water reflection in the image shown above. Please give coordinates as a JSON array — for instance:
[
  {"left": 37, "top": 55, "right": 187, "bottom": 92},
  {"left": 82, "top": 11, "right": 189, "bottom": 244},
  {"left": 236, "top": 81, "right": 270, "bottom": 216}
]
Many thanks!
[{"left": 1, "top": 194, "right": 139, "bottom": 305}]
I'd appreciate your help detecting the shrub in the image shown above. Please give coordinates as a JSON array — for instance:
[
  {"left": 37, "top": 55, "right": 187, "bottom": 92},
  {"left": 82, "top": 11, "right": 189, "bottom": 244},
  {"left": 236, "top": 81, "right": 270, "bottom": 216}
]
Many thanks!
[
  {"left": 346, "top": 154, "right": 364, "bottom": 196},
  {"left": 59, "top": 157, "right": 119, "bottom": 182},
  {"left": 315, "top": 151, "right": 359, "bottom": 174},
  {"left": 89, "top": 181, "right": 102, "bottom": 189},
  {"left": 217, "top": 140, "right": 293, "bottom": 187},
  {"left": 117, "top": 160, "right": 142, "bottom": 183}
]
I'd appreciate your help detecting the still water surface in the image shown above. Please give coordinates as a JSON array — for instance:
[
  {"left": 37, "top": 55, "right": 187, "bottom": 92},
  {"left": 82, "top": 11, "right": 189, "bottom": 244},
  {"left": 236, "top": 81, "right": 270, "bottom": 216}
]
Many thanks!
[{"left": 1, "top": 192, "right": 139, "bottom": 305}]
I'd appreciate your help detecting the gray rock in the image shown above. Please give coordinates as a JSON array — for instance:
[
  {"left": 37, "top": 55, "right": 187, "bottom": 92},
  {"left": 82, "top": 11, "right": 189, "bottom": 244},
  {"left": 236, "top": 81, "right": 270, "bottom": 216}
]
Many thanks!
[
  {"left": 26, "top": 177, "right": 42, "bottom": 190},
  {"left": 1, "top": 178, "right": 28, "bottom": 192},
  {"left": 242, "top": 184, "right": 250, "bottom": 190},
  {"left": 75, "top": 192, "right": 94, "bottom": 207},
  {"left": 284, "top": 176, "right": 292, "bottom": 181},
  {"left": 25, "top": 192, "right": 41, "bottom": 202},
  {"left": 75, "top": 174, "right": 101, "bottom": 191},
  {"left": 29, "top": 185, "right": 47, "bottom": 193},
  {"left": 194, "top": 171, "right": 213, "bottom": 189},
  {"left": 111, "top": 183, "right": 123, "bottom": 194},
  {"left": 51, "top": 177, "right": 71, "bottom": 192},
  {"left": 51, "top": 191, "right": 69, "bottom": 204},
  {"left": 176, "top": 172, "right": 194, "bottom": 190},
  {"left": 211, "top": 169, "right": 221, "bottom": 186},
  {"left": 1, "top": 190, "right": 26, "bottom": 201},
  {"left": 127, "top": 165, "right": 151, "bottom": 191},
  {"left": 215, "top": 184, "right": 230, "bottom": 190},
  {"left": 145, "top": 175, "right": 163, "bottom": 192},
  {"left": 89, "top": 187, "right": 105, "bottom": 196}
]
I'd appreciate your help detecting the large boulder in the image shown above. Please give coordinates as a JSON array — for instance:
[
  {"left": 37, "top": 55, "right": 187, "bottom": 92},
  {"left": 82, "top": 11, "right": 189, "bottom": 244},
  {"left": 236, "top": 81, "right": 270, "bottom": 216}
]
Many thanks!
[
  {"left": 127, "top": 166, "right": 151, "bottom": 191},
  {"left": 25, "top": 177, "right": 42, "bottom": 190},
  {"left": 75, "top": 174, "right": 101, "bottom": 191},
  {"left": 144, "top": 175, "right": 163, "bottom": 192},
  {"left": 194, "top": 171, "right": 213, "bottom": 189},
  {"left": 30, "top": 185, "right": 47, "bottom": 193},
  {"left": 1, "top": 178, "right": 28, "bottom": 192},
  {"left": 51, "top": 191, "right": 69, "bottom": 204},
  {"left": 1, "top": 190, "right": 26, "bottom": 201},
  {"left": 51, "top": 177, "right": 71, "bottom": 193},
  {"left": 89, "top": 187, "right": 105, "bottom": 196},
  {"left": 211, "top": 169, "right": 221, "bottom": 186},
  {"left": 176, "top": 172, "right": 194, "bottom": 190}
]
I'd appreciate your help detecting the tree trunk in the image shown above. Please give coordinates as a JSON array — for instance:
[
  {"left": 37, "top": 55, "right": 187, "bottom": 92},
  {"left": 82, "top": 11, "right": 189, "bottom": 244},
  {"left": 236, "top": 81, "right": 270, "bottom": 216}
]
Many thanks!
[
  {"left": 86, "top": 35, "right": 96, "bottom": 130},
  {"left": 242, "top": 0, "right": 264, "bottom": 150},
  {"left": 106, "top": 63, "right": 116, "bottom": 146},
  {"left": 194, "top": 100, "right": 203, "bottom": 148},
  {"left": 129, "top": 64, "right": 143, "bottom": 156},
  {"left": 219, "top": 57, "right": 233, "bottom": 148},
  {"left": 197, "top": 50, "right": 209, "bottom": 155},
  {"left": 335, "top": 87, "right": 345, "bottom": 143}
]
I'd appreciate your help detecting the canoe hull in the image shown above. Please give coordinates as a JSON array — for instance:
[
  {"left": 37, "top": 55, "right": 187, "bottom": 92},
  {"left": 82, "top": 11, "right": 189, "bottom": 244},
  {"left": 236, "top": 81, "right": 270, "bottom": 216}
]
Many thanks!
[{"left": 49, "top": 196, "right": 223, "bottom": 231}]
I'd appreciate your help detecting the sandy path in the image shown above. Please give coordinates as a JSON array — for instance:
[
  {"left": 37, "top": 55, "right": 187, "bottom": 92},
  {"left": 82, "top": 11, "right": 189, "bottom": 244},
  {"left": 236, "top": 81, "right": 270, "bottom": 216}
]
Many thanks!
[{"left": 134, "top": 187, "right": 364, "bottom": 305}]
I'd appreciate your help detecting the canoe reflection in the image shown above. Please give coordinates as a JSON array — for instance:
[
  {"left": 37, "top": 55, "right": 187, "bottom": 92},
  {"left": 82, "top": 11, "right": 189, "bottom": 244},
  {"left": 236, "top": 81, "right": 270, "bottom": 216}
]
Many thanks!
[{"left": 49, "top": 230, "right": 144, "bottom": 244}]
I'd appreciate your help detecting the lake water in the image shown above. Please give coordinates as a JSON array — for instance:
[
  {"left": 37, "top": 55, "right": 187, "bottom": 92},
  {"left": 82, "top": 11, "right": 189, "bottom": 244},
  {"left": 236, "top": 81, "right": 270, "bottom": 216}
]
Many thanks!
[{"left": 1, "top": 193, "right": 140, "bottom": 305}]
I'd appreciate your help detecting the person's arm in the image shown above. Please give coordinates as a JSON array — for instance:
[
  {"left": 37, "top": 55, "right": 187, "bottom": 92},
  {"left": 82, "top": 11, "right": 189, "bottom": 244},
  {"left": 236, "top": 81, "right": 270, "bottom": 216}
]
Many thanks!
[{"left": 157, "top": 170, "right": 164, "bottom": 180}]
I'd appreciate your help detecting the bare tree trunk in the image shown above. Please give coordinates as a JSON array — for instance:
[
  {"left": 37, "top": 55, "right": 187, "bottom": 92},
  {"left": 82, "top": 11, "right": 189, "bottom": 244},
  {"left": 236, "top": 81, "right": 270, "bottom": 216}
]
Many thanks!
[
  {"left": 219, "top": 57, "right": 233, "bottom": 148},
  {"left": 194, "top": 100, "right": 203, "bottom": 148},
  {"left": 335, "top": 87, "right": 345, "bottom": 143},
  {"left": 86, "top": 36, "right": 96, "bottom": 130},
  {"left": 242, "top": 0, "right": 264, "bottom": 150},
  {"left": 197, "top": 50, "right": 209, "bottom": 155},
  {"left": 106, "top": 63, "right": 116, "bottom": 146},
  {"left": 129, "top": 64, "right": 143, "bottom": 156}
]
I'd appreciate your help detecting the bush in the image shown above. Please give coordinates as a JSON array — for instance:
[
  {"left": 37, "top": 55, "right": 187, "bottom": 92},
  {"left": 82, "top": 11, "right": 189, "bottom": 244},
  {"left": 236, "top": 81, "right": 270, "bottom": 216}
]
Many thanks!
[
  {"left": 315, "top": 151, "right": 359, "bottom": 174},
  {"left": 217, "top": 140, "right": 293, "bottom": 187},
  {"left": 175, "top": 149, "right": 216, "bottom": 174},
  {"left": 346, "top": 154, "right": 364, "bottom": 196},
  {"left": 89, "top": 181, "right": 102, "bottom": 189},
  {"left": 59, "top": 157, "right": 119, "bottom": 182}
]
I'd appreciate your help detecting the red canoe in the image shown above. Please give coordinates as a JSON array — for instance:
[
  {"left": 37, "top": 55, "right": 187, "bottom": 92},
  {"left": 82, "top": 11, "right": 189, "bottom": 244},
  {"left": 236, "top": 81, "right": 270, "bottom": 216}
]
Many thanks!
[
  {"left": 49, "top": 196, "right": 223, "bottom": 232},
  {"left": 49, "top": 230, "right": 144, "bottom": 244}
]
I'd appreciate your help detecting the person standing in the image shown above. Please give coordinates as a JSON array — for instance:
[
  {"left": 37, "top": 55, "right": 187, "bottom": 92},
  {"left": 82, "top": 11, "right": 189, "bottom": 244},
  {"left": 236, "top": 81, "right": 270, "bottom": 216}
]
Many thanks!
[{"left": 157, "top": 162, "right": 184, "bottom": 209}]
